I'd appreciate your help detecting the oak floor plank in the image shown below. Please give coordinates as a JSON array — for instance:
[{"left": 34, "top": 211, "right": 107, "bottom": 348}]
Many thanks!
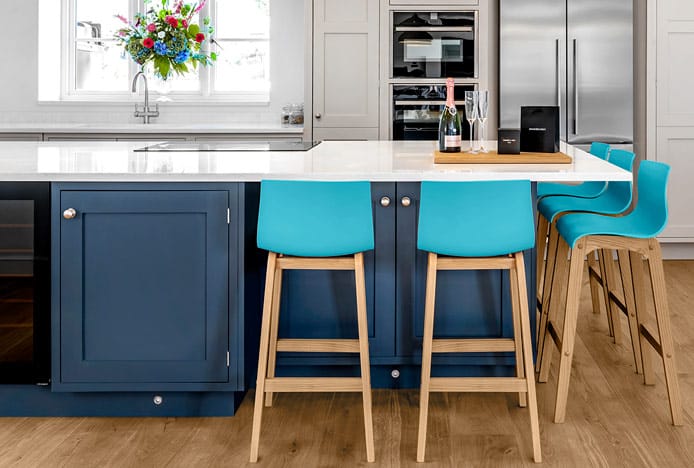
[{"left": 0, "top": 261, "right": 692, "bottom": 467}]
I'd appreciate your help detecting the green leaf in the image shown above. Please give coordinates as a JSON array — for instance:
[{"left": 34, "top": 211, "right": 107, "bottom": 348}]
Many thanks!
[
  {"left": 154, "top": 56, "right": 170, "bottom": 78},
  {"left": 210, "top": 52, "right": 217, "bottom": 61},
  {"left": 188, "top": 24, "right": 200, "bottom": 36}
]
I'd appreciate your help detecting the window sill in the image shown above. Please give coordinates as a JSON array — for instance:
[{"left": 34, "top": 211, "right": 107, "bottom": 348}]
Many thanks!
[{"left": 38, "top": 97, "right": 271, "bottom": 107}]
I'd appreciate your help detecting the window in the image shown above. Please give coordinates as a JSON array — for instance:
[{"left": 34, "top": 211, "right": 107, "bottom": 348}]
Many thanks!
[{"left": 41, "top": 0, "right": 270, "bottom": 101}]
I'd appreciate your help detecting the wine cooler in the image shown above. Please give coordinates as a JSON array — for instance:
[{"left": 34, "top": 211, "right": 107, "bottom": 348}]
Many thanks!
[
  {"left": 0, "top": 183, "right": 50, "bottom": 384},
  {"left": 392, "top": 84, "right": 475, "bottom": 141}
]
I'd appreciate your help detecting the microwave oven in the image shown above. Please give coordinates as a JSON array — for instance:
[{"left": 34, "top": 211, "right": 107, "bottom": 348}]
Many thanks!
[{"left": 392, "top": 11, "right": 478, "bottom": 79}]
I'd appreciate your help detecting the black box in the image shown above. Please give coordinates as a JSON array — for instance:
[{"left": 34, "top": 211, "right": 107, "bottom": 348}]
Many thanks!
[
  {"left": 520, "top": 106, "right": 560, "bottom": 153},
  {"left": 498, "top": 128, "right": 521, "bottom": 154}
]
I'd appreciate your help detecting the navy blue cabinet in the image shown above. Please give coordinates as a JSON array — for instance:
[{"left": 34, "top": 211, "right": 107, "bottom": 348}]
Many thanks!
[
  {"left": 274, "top": 183, "right": 396, "bottom": 366},
  {"left": 54, "top": 186, "right": 234, "bottom": 391},
  {"left": 273, "top": 182, "right": 536, "bottom": 384},
  {"left": 395, "top": 183, "right": 536, "bottom": 368}
]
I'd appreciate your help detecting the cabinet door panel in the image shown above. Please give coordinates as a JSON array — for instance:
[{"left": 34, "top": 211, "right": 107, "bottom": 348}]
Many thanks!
[
  {"left": 60, "top": 190, "right": 229, "bottom": 384},
  {"left": 395, "top": 183, "right": 535, "bottom": 362},
  {"left": 313, "top": 0, "right": 379, "bottom": 129},
  {"left": 275, "top": 183, "right": 395, "bottom": 359}
]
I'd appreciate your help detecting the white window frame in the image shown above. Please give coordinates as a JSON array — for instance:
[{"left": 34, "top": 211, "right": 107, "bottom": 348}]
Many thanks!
[{"left": 59, "top": 0, "right": 270, "bottom": 103}]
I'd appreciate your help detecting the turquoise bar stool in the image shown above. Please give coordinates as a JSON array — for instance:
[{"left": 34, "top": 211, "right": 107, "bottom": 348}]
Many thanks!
[
  {"left": 416, "top": 180, "right": 541, "bottom": 464},
  {"left": 250, "top": 180, "right": 375, "bottom": 463},
  {"left": 536, "top": 149, "right": 636, "bottom": 359},
  {"left": 538, "top": 161, "right": 683, "bottom": 427},
  {"left": 537, "top": 141, "right": 611, "bottom": 199}
]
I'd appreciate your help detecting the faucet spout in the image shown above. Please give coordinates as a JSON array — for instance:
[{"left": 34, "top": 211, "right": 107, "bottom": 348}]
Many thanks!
[{"left": 131, "top": 71, "right": 159, "bottom": 124}]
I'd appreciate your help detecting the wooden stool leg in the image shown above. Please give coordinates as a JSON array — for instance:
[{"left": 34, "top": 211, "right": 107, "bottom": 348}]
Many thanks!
[
  {"left": 514, "top": 253, "right": 542, "bottom": 463},
  {"left": 538, "top": 234, "right": 569, "bottom": 383},
  {"left": 264, "top": 267, "right": 283, "bottom": 407},
  {"left": 616, "top": 250, "right": 644, "bottom": 375},
  {"left": 587, "top": 251, "right": 605, "bottom": 318},
  {"left": 354, "top": 253, "right": 375, "bottom": 462},
  {"left": 645, "top": 240, "right": 684, "bottom": 426},
  {"left": 629, "top": 251, "right": 655, "bottom": 384},
  {"left": 510, "top": 261, "right": 527, "bottom": 408},
  {"left": 599, "top": 249, "right": 622, "bottom": 343},
  {"left": 417, "top": 253, "right": 438, "bottom": 463},
  {"left": 536, "top": 213, "right": 549, "bottom": 299},
  {"left": 250, "top": 252, "right": 278, "bottom": 463},
  {"left": 553, "top": 241, "right": 586, "bottom": 423},
  {"left": 536, "top": 223, "right": 560, "bottom": 372}
]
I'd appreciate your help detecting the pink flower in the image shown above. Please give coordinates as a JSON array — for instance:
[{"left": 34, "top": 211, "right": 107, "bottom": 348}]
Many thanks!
[
  {"left": 116, "top": 14, "right": 128, "bottom": 24},
  {"left": 166, "top": 15, "right": 178, "bottom": 28},
  {"left": 147, "top": 23, "right": 156, "bottom": 32},
  {"left": 174, "top": 1, "right": 183, "bottom": 13},
  {"left": 194, "top": 0, "right": 207, "bottom": 14},
  {"left": 182, "top": 19, "right": 188, "bottom": 28},
  {"left": 195, "top": 32, "right": 205, "bottom": 43},
  {"left": 142, "top": 37, "right": 154, "bottom": 49}
]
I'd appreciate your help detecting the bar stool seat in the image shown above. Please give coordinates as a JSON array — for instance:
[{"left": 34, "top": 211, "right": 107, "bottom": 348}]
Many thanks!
[
  {"left": 537, "top": 141, "right": 611, "bottom": 199},
  {"left": 538, "top": 161, "right": 683, "bottom": 426},
  {"left": 536, "top": 149, "right": 635, "bottom": 354},
  {"left": 249, "top": 180, "right": 376, "bottom": 463},
  {"left": 416, "top": 180, "right": 541, "bottom": 464}
]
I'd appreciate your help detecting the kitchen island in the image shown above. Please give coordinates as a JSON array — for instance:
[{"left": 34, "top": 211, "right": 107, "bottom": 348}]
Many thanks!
[{"left": 0, "top": 141, "right": 631, "bottom": 416}]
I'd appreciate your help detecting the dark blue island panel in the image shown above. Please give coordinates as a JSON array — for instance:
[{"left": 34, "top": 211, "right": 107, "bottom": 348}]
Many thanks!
[
  {"left": 272, "top": 182, "right": 536, "bottom": 388},
  {"left": 42, "top": 183, "right": 258, "bottom": 416}
]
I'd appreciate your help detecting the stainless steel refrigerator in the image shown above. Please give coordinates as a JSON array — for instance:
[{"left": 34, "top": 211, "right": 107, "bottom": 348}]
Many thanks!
[{"left": 499, "top": 0, "right": 633, "bottom": 146}]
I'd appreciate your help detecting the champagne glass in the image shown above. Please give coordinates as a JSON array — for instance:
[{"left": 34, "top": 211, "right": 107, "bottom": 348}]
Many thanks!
[
  {"left": 477, "top": 90, "right": 489, "bottom": 153},
  {"left": 464, "top": 91, "right": 479, "bottom": 153}
]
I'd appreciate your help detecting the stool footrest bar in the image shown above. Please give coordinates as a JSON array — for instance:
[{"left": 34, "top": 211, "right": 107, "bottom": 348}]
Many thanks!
[
  {"left": 432, "top": 338, "right": 516, "bottom": 353},
  {"left": 608, "top": 290, "right": 628, "bottom": 314},
  {"left": 429, "top": 377, "right": 528, "bottom": 393},
  {"left": 640, "top": 323, "right": 663, "bottom": 355},
  {"left": 547, "top": 320, "right": 563, "bottom": 350},
  {"left": 436, "top": 257, "right": 515, "bottom": 270},
  {"left": 264, "top": 377, "right": 363, "bottom": 393},
  {"left": 276, "top": 339, "right": 360, "bottom": 353}
]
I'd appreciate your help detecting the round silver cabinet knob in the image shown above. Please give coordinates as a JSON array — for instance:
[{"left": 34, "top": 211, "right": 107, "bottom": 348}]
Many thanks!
[
  {"left": 153, "top": 395, "right": 163, "bottom": 405},
  {"left": 380, "top": 196, "right": 391, "bottom": 207},
  {"left": 401, "top": 196, "right": 411, "bottom": 207},
  {"left": 391, "top": 369, "right": 400, "bottom": 379},
  {"left": 315, "top": 113, "right": 322, "bottom": 119},
  {"left": 63, "top": 208, "right": 77, "bottom": 220}
]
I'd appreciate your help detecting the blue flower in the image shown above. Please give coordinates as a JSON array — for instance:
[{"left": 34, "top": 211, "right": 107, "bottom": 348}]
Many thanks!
[
  {"left": 174, "top": 50, "right": 190, "bottom": 64},
  {"left": 153, "top": 41, "right": 168, "bottom": 55}
]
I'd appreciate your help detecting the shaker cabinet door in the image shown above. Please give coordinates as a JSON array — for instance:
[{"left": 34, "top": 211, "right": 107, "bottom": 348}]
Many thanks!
[
  {"left": 58, "top": 190, "right": 229, "bottom": 388},
  {"left": 394, "top": 182, "right": 535, "bottom": 365},
  {"left": 313, "top": 0, "right": 379, "bottom": 129}
]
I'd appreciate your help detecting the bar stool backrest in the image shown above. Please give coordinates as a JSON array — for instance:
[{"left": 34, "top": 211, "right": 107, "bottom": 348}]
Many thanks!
[
  {"left": 629, "top": 160, "right": 671, "bottom": 237},
  {"left": 417, "top": 180, "right": 535, "bottom": 257},
  {"left": 257, "top": 180, "right": 375, "bottom": 257},
  {"left": 590, "top": 141, "right": 611, "bottom": 160},
  {"left": 602, "top": 148, "right": 637, "bottom": 208}
]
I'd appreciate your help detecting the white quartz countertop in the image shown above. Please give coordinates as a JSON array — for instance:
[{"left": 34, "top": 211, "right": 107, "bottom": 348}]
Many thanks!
[
  {"left": 0, "top": 122, "right": 303, "bottom": 134},
  {"left": 0, "top": 140, "right": 632, "bottom": 183}
]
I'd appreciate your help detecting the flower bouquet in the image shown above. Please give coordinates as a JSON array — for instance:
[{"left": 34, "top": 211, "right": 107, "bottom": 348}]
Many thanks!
[{"left": 115, "top": 0, "right": 217, "bottom": 80}]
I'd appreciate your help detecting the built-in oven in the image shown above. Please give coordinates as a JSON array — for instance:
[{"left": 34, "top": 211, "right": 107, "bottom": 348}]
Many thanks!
[
  {"left": 392, "top": 11, "right": 477, "bottom": 79},
  {"left": 0, "top": 183, "right": 50, "bottom": 384},
  {"left": 393, "top": 84, "right": 476, "bottom": 140}
]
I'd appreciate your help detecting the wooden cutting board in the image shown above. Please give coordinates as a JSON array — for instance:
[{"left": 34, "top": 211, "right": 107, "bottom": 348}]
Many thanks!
[{"left": 434, "top": 150, "right": 572, "bottom": 164}]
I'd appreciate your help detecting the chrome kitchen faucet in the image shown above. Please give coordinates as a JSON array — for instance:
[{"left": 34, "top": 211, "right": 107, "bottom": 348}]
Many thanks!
[{"left": 131, "top": 71, "right": 159, "bottom": 124}]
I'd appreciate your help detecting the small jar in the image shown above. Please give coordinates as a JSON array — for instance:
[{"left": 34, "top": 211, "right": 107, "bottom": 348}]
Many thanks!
[
  {"left": 280, "top": 104, "right": 292, "bottom": 126},
  {"left": 288, "top": 103, "right": 304, "bottom": 126}
]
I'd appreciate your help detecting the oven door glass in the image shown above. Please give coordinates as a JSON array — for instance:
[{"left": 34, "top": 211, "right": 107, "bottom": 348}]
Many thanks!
[
  {"left": 393, "top": 12, "right": 476, "bottom": 79},
  {"left": 393, "top": 85, "right": 474, "bottom": 140}
]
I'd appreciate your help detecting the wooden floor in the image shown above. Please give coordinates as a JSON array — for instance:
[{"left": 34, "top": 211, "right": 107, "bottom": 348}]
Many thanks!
[{"left": 1, "top": 261, "right": 693, "bottom": 467}]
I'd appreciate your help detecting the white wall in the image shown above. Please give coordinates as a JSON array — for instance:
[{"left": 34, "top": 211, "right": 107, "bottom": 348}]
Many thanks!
[{"left": 0, "top": 0, "right": 305, "bottom": 125}]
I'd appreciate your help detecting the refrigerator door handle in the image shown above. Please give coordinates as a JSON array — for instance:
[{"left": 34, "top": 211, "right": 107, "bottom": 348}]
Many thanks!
[
  {"left": 556, "top": 39, "right": 561, "bottom": 108},
  {"left": 573, "top": 38, "right": 579, "bottom": 135}
]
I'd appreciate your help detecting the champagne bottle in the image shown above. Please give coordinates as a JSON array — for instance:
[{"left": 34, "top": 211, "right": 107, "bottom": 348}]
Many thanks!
[{"left": 438, "top": 78, "right": 462, "bottom": 153}]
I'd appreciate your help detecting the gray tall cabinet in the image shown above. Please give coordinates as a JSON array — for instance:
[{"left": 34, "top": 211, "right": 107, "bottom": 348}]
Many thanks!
[{"left": 311, "top": 0, "right": 380, "bottom": 141}]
